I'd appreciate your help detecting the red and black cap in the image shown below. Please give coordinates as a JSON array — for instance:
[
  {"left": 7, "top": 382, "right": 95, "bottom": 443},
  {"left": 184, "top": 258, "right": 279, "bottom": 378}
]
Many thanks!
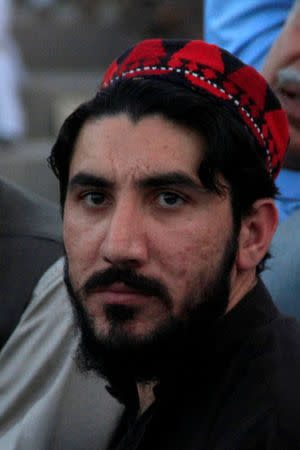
[{"left": 100, "top": 38, "right": 289, "bottom": 179}]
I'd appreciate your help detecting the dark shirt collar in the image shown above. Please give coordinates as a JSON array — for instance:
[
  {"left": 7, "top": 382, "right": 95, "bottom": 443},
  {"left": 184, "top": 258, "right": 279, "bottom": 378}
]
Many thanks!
[{"left": 212, "top": 278, "right": 278, "bottom": 354}]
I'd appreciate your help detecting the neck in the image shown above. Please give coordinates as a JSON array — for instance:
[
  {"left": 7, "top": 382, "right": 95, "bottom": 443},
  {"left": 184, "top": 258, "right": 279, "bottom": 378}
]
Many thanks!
[
  {"left": 137, "top": 381, "right": 157, "bottom": 417},
  {"left": 227, "top": 269, "right": 257, "bottom": 313}
]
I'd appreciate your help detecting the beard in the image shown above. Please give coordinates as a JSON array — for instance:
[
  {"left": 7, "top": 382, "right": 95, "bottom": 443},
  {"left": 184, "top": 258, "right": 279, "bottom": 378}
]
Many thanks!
[{"left": 64, "top": 233, "right": 238, "bottom": 385}]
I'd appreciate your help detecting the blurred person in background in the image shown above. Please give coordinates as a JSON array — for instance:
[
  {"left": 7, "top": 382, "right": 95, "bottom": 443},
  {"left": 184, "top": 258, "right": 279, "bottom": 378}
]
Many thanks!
[
  {"left": 0, "top": 178, "right": 121, "bottom": 448},
  {"left": 205, "top": 0, "right": 300, "bottom": 319},
  {"left": 259, "top": 0, "right": 300, "bottom": 317},
  {"left": 0, "top": 177, "right": 62, "bottom": 349},
  {"left": 205, "top": 0, "right": 300, "bottom": 224},
  {"left": 261, "top": 0, "right": 300, "bottom": 186},
  {"left": 0, "top": 0, "right": 26, "bottom": 148}
]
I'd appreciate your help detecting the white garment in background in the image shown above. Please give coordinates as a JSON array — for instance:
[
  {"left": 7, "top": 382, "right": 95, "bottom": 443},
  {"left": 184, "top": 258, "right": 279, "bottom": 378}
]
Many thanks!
[{"left": 0, "top": 257, "right": 122, "bottom": 450}]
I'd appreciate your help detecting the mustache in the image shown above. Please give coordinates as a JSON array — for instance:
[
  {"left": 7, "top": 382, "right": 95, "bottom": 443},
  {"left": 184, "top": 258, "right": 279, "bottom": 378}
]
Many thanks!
[
  {"left": 277, "top": 68, "right": 300, "bottom": 87},
  {"left": 81, "top": 266, "right": 172, "bottom": 310}
]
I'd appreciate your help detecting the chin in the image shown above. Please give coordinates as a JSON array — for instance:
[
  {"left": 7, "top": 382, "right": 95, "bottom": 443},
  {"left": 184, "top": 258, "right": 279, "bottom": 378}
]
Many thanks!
[
  {"left": 76, "top": 309, "right": 185, "bottom": 383},
  {"left": 93, "top": 303, "right": 170, "bottom": 342}
]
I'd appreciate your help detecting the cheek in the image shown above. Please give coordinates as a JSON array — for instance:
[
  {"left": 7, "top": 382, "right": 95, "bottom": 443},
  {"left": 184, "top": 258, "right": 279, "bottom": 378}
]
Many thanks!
[
  {"left": 152, "top": 223, "right": 224, "bottom": 281},
  {"left": 63, "top": 212, "right": 100, "bottom": 289}
]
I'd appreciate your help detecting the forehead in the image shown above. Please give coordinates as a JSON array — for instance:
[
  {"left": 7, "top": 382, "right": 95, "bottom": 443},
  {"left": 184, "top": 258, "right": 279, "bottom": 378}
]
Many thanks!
[{"left": 69, "top": 114, "right": 205, "bottom": 181}]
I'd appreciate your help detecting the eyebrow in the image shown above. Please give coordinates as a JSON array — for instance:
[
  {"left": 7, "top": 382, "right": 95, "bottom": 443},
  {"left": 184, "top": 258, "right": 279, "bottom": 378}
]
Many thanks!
[
  {"left": 68, "top": 173, "right": 114, "bottom": 191},
  {"left": 68, "top": 171, "right": 203, "bottom": 192},
  {"left": 138, "top": 172, "right": 203, "bottom": 191}
]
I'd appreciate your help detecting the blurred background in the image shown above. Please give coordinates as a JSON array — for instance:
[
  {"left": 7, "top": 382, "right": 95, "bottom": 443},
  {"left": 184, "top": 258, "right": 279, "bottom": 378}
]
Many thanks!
[{"left": 0, "top": 0, "right": 204, "bottom": 203}]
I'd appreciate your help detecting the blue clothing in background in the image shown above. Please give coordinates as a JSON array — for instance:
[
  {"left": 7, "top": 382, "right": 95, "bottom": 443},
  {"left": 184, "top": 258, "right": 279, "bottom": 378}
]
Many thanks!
[
  {"left": 204, "top": 0, "right": 300, "bottom": 223},
  {"left": 204, "top": 0, "right": 292, "bottom": 71},
  {"left": 276, "top": 169, "right": 300, "bottom": 222}
]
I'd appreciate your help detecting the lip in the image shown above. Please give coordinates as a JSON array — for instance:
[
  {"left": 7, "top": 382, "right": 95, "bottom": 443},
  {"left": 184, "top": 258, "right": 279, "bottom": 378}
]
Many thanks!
[{"left": 90, "top": 282, "right": 151, "bottom": 305}]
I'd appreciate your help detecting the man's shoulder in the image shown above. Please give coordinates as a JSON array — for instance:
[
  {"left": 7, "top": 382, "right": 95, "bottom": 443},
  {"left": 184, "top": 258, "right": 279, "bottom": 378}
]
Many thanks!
[
  {"left": 242, "top": 313, "right": 300, "bottom": 383},
  {"left": 206, "top": 314, "right": 300, "bottom": 447},
  {"left": 235, "top": 314, "right": 300, "bottom": 432},
  {"left": 32, "top": 257, "right": 65, "bottom": 299}
]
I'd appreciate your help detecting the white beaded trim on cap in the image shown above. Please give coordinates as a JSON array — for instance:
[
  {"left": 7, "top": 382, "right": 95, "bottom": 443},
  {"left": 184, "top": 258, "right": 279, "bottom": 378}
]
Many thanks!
[{"left": 103, "top": 65, "right": 273, "bottom": 175}]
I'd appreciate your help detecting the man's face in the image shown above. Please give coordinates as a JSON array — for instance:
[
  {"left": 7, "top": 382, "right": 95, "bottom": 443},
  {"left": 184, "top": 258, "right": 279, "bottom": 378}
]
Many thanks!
[
  {"left": 63, "top": 114, "right": 238, "bottom": 375},
  {"left": 262, "top": 1, "right": 300, "bottom": 169}
]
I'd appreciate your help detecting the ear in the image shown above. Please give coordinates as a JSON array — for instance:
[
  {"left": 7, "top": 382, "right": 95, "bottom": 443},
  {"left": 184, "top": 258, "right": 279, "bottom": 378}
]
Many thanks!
[{"left": 236, "top": 199, "right": 278, "bottom": 272}]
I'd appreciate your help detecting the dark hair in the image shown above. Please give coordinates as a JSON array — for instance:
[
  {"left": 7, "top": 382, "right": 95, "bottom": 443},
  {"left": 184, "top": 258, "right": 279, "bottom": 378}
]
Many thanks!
[{"left": 48, "top": 78, "right": 278, "bottom": 273}]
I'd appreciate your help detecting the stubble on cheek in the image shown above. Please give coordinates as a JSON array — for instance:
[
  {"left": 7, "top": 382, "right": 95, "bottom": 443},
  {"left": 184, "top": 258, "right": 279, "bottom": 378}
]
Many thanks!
[
  {"left": 63, "top": 216, "right": 97, "bottom": 291},
  {"left": 169, "top": 238, "right": 217, "bottom": 311},
  {"left": 84, "top": 297, "right": 107, "bottom": 331}
]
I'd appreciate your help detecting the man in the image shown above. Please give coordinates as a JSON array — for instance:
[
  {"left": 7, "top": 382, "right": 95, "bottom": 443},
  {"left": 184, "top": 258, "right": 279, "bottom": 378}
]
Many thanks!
[
  {"left": 49, "top": 39, "right": 300, "bottom": 448},
  {"left": 204, "top": 0, "right": 300, "bottom": 223},
  {"left": 0, "top": 178, "right": 121, "bottom": 449},
  {"left": 205, "top": 0, "right": 300, "bottom": 318}
]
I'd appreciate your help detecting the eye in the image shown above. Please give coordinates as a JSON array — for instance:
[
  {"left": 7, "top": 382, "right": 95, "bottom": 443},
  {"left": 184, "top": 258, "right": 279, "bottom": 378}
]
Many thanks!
[
  {"left": 157, "top": 192, "right": 184, "bottom": 208},
  {"left": 82, "top": 192, "right": 108, "bottom": 207}
]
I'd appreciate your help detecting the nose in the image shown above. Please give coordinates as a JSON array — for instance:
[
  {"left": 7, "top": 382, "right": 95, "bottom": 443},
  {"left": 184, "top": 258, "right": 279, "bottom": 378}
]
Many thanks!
[{"left": 101, "top": 199, "right": 148, "bottom": 267}]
